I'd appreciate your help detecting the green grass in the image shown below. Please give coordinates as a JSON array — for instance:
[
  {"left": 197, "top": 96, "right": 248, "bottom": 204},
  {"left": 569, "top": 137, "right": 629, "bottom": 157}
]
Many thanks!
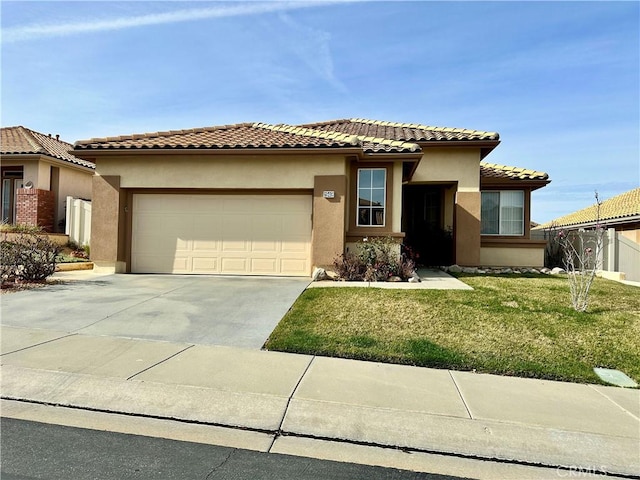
[{"left": 264, "top": 275, "right": 640, "bottom": 384}]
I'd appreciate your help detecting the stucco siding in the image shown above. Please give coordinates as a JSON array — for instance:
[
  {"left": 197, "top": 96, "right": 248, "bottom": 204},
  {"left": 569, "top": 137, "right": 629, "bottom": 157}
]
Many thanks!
[
  {"left": 411, "top": 148, "right": 481, "bottom": 192},
  {"left": 55, "top": 165, "right": 93, "bottom": 228},
  {"left": 480, "top": 246, "right": 545, "bottom": 267},
  {"left": 95, "top": 154, "right": 347, "bottom": 189}
]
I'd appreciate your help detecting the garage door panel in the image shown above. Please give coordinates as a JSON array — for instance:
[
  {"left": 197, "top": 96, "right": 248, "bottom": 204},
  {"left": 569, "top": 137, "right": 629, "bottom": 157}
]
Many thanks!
[
  {"left": 221, "top": 257, "right": 249, "bottom": 273},
  {"left": 132, "top": 194, "right": 311, "bottom": 276},
  {"left": 281, "top": 259, "right": 308, "bottom": 275},
  {"left": 133, "top": 255, "right": 189, "bottom": 273},
  {"left": 192, "top": 257, "right": 219, "bottom": 273},
  {"left": 251, "top": 258, "right": 278, "bottom": 274},
  {"left": 252, "top": 240, "right": 278, "bottom": 253},
  {"left": 281, "top": 239, "right": 309, "bottom": 253}
]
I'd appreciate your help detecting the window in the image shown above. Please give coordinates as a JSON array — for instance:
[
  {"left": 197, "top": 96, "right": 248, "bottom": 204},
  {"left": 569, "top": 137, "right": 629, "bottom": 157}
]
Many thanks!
[
  {"left": 481, "top": 190, "right": 524, "bottom": 235},
  {"left": 357, "top": 168, "right": 386, "bottom": 226}
]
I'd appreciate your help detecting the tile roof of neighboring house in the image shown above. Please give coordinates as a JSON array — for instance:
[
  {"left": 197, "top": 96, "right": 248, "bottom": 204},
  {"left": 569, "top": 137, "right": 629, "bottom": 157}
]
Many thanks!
[
  {"left": 299, "top": 118, "right": 500, "bottom": 142},
  {"left": 480, "top": 162, "right": 549, "bottom": 181},
  {"left": 74, "top": 122, "right": 421, "bottom": 154},
  {"left": 538, "top": 188, "right": 640, "bottom": 229},
  {"left": 1, "top": 126, "right": 95, "bottom": 169}
]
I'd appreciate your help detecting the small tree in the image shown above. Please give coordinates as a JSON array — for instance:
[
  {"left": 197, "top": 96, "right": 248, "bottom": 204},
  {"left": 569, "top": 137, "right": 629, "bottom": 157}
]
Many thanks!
[{"left": 557, "top": 192, "right": 604, "bottom": 312}]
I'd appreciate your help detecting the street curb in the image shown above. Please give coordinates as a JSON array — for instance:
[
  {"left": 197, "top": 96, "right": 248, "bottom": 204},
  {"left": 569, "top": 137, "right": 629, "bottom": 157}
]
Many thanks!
[{"left": 2, "top": 364, "right": 637, "bottom": 478}]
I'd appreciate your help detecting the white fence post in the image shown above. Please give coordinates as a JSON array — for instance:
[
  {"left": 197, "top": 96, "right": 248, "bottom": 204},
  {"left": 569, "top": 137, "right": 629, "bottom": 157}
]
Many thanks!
[
  {"left": 65, "top": 197, "right": 92, "bottom": 246},
  {"left": 607, "top": 228, "right": 616, "bottom": 272}
]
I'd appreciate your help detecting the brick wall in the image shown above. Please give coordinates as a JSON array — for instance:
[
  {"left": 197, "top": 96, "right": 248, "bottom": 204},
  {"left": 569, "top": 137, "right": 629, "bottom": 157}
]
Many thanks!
[{"left": 15, "top": 188, "right": 55, "bottom": 232}]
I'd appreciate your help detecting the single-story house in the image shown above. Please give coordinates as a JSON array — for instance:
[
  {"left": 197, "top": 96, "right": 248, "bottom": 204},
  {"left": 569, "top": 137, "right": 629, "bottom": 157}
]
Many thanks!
[
  {"left": 1, "top": 126, "right": 95, "bottom": 232},
  {"left": 535, "top": 187, "right": 640, "bottom": 244},
  {"left": 72, "top": 119, "right": 550, "bottom": 276}
]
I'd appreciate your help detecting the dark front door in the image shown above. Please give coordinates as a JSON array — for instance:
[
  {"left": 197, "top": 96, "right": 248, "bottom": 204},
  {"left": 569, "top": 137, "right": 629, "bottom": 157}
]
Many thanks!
[{"left": 402, "top": 185, "right": 453, "bottom": 266}]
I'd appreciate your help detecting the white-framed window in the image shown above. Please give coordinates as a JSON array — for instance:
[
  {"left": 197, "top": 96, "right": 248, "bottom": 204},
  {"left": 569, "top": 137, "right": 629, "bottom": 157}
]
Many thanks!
[
  {"left": 357, "top": 168, "right": 386, "bottom": 226},
  {"left": 481, "top": 190, "right": 524, "bottom": 235}
]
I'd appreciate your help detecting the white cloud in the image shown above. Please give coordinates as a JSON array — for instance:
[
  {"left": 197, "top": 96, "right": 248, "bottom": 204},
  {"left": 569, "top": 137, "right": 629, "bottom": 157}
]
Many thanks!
[
  {"left": 277, "top": 12, "right": 347, "bottom": 92},
  {"left": 2, "top": 1, "right": 342, "bottom": 43}
]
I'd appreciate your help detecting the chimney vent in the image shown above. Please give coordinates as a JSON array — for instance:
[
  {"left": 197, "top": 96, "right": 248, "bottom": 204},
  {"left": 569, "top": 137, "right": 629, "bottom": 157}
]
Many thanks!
[{"left": 55, "top": 134, "right": 60, "bottom": 141}]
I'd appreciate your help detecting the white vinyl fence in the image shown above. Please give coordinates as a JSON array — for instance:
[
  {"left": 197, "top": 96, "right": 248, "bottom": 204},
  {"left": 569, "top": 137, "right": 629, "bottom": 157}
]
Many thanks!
[
  {"left": 609, "top": 231, "right": 640, "bottom": 282},
  {"left": 65, "top": 196, "right": 91, "bottom": 246}
]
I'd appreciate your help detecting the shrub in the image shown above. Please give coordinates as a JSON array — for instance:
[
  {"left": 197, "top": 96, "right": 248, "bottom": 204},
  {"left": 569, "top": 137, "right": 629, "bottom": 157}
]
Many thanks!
[
  {"left": 333, "top": 251, "right": 365, "bottom": 281},
  {"left": 333, "top": 236, "right": 416, "bottom": 282},
  {"left": 0, "top": 222, "right": 44, "bottom": 234},
  {"left": 1, "top": 232, "right": 60, "bottom": 284}
]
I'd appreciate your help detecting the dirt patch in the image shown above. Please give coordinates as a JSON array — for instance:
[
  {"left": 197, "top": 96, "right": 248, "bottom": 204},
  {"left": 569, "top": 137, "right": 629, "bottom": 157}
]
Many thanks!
[{"left": 1, "top": 279, "right": 64, "bottom": 295}]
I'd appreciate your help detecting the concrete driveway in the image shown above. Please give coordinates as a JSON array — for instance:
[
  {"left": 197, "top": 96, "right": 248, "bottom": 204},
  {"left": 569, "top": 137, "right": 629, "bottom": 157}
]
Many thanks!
[{"left": 0, "top": 272, "right": 310, "bottom": 349}]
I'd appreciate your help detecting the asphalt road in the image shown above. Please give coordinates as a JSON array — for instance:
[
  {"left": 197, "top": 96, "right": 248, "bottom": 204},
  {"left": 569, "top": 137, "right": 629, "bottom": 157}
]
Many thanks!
[{"left": 1, "top": 418, "right": 469, "bottom": 480}]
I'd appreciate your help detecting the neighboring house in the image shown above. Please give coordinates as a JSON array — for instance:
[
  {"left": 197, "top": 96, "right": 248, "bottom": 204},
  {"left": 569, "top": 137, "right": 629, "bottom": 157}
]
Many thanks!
[
  {"left": 1, "top": 126, "right": 95, "bottom": 232},
  {"left": 71, "top": 119, "right": 550, "bottom": 276},
  {"left": 534, "top": 188, "right": 640, "bottom": 282},
  {"left": 535, "top": 188, "right": 640, "bottom": 243}
]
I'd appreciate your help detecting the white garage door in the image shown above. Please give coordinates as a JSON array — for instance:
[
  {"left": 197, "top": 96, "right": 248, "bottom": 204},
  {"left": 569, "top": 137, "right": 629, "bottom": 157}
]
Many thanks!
[{"left": 131, "top": 194, "right": 312, "bottom": 276}]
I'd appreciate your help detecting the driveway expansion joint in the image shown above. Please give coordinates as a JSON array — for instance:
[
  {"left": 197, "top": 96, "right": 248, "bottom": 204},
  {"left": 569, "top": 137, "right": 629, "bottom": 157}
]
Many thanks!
[
  {"left": 588, "top": 384, "right": 640, "bottom": 421},
  {"left": 448, "top": 370, "right": 473, "bottom": 419},
  {"left": 267, "top": 354, "right": 316, "bottom": 453},
  {"left": 126, "top": 344, "right": 195, "bottom": 381},
  {"left": 0, "top": 332, "right": 78, "bottom": 357}
]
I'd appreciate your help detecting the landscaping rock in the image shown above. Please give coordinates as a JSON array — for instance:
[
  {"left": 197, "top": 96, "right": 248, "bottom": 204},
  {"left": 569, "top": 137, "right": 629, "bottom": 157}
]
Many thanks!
[
  {"left": 462, "top": 267, "right": 477, "bottom": 274},
  {"left": 551, "top": 267, "right": 566, "bottom": 275},
  {"left": 448, "top": 264, "right": 462, "bottom": 273},
  {"left": 312, "top": 267, "right": 328, "bottom": 281},
  {"left": 408, "top": 276, "right": 420, "bottom": 283},
  {"left": 326, "top": 270, "right": 339, "bottom": 281},
  {"left": 501, "top": 268, "right": 514, "bottom": 274},
  {"left": 387, "top": 276, "right": 402, "bottom": 282},
  {"left": 540, "top": 267, "right": 551, "bottom": 274}
]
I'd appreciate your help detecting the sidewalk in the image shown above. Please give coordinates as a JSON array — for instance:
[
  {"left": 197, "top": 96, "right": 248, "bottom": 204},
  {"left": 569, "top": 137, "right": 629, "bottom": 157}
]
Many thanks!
[{"left": 1, "top": 325, "right": 638, "bottom": 478}]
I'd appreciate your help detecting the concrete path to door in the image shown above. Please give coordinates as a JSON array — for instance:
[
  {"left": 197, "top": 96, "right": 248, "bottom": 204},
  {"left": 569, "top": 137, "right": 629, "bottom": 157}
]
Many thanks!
[{"left": 1, "top": 271, "right": 310, "bottom": 349}]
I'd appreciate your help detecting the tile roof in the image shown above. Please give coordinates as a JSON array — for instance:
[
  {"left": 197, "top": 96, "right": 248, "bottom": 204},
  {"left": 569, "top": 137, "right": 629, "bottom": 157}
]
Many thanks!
[
  {"left": 480, "top": 162, "right": 549, "bottom": 181},
  {"left": 300, "top": 118, "right": 500, "bottom": 142},
  {"left": 256, "top": 123, "right": 421, "bottom": 154},
  {"left": 1, "top": 126, "right": 95, "bottom": 169},
  {"left": 74, "top": 122, "right": 421, "bottom": 154},
  {"left": 538, "top": 188, "right": 640, "bottom": 229}
]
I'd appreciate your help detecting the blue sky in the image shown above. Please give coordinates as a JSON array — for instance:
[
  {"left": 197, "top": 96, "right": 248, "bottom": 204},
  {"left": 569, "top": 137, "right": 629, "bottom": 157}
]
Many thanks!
[{"left": 2, "top": 1, "right": 638, "bottom": 223}]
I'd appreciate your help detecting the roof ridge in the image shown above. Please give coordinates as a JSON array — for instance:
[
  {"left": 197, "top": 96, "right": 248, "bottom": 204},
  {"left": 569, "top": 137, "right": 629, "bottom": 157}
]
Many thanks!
[
  {"left": 254, "top": 123, "right": 421, "bottom": 152},
  {"left": 76, "top": 123, "right": 256, "bottom": 146},
  {"left": 297, "top": 119, "right": 353, "bottom": 128},
  {"left": 252, "top": 122, "right": 360, "bottom": 146},
  {"left": 29, "top": 128, "right": 74, "bottom": 148},
  {"left": 349, "top": 118, "right": 499, "bottom": 138},
  {"left": 15, "top": 126, "right": 46, "bottom": 153}
]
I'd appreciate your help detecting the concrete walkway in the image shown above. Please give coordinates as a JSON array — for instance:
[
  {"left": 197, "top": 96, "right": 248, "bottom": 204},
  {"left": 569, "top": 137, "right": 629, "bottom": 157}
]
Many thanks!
[{"left": 1, "top": 325, "right": 638, "bottom": 479}]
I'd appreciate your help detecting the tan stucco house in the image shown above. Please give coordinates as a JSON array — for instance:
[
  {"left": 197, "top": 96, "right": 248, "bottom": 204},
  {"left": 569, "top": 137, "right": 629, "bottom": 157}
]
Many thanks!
[
  {"left": 1, "top": 126, "right": 95, "bottom": 232},
  {"left": 72, "top": 119, "right": 550, "bottom": 276}
]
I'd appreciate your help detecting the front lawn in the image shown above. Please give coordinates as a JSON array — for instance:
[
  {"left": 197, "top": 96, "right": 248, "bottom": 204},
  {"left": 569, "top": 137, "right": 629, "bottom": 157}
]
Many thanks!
[{"left": 264, "top": 275, "right": 640, "bottom": 384}]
